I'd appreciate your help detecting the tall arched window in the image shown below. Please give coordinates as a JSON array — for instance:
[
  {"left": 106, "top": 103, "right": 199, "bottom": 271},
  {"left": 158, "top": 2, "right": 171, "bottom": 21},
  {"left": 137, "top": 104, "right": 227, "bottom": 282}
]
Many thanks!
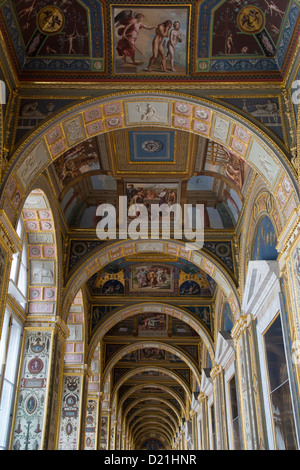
[
  {"left": 9, "top": 217, "right": 28, "bottom": 306},
  {"left": 0, "top": 217, "right": 26, "bottom": 449}
]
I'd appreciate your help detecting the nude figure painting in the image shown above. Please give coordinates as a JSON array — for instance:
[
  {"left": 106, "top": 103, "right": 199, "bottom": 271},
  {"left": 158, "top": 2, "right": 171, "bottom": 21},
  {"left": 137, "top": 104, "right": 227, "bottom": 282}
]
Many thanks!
[{"left": 112, "top": 6, "right": 190, "bottom": 75}]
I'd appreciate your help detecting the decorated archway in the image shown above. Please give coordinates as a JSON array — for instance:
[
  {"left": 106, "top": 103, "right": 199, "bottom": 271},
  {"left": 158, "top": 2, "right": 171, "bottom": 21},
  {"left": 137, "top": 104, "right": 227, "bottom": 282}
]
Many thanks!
[{"left": 1, "top": 91, "right": 297, "bottom": 233}]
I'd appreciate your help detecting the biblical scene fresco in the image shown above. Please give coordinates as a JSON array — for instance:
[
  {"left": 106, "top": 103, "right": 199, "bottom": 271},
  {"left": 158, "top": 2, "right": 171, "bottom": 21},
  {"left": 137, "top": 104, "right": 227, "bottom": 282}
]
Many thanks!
[
  {"left": 112, "top": 6, "right": 190, "bottom": 75},
  {"left": 1, "top": 0, "right": 298, "bottom": 81},
  {"left": 131, "top": 265, "right": 172, "bottom": 292},
  {"left": 184, "top": 306, "right": 211, "bottom": 329},
  {"left": 138, "top": 312, "right": 168, "bottom": 337},
  {"left": 126, "top": 181, "right": 179, "bottom": 208}
]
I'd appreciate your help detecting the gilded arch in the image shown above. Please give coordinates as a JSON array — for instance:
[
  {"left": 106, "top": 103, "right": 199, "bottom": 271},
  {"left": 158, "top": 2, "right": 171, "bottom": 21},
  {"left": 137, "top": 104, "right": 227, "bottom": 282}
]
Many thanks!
[
  {"left": 111, "top": 366, "right": 192, "bottom": 404},
  {"left": 130, "top": 417, "right": 176, "bottom": 440},
  {"left": 133, "top": 426, "right": 173, "bottom": 445},
  {"left": 116, "top": 383, "right": 187, "bottom": 414},
  {"left": 126, "top": 407, "right": 178, "bottom": 435},
  {"left": 88, "top": 300, "right": 215, "bottom": 366},
  {"left": 102, "top": 340, "right": 202, "bottom": 390},
  {"left": 1, "top": 91, "right": 298, "bottom": 231},
  {"left": 65, "top": 238, "right": 241, "bottom": 329},
  {"left": 122, "top": 396, "right": 182, "bottom": 425}
]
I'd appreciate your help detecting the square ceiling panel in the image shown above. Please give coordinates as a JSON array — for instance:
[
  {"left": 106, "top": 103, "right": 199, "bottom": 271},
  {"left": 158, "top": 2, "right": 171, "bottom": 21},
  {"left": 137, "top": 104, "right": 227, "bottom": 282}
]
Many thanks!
[
  {"left": 128, "top": 131, "right": 175, "bottom": 163},
  {"left": 107, "top": 128, "right": 199, "bottom": 177}
]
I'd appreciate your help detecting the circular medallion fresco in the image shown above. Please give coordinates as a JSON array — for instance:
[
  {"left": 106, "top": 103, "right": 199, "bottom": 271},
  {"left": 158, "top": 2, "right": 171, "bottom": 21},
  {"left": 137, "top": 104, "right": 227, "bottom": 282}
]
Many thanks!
[
  {"left": 37, "top": 6, "right": 64, "bottom": 35},
  {"left": 28, "top": 357, "right": 44, "bottom": 374},
  {"left": 237, "top": 6, "right": 265, "bottom": 34},
  {"left": 142, "top": 140, "right": 164, "bottom": 153}
]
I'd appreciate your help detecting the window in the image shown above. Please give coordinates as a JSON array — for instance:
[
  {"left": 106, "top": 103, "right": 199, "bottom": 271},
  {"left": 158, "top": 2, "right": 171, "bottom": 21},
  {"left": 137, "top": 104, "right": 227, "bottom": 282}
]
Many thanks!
[
  {"left": 10, "top": 218, "right": 27, "bottom": 300},
  {"left": 228, "top": 375, "right": 241, "bottom": 449},
  {"left": 0, "top": 309, "right": 23, "bottom": 450},
  {"left": 263, "top": 314, "right": 297, "bottom": 450}
]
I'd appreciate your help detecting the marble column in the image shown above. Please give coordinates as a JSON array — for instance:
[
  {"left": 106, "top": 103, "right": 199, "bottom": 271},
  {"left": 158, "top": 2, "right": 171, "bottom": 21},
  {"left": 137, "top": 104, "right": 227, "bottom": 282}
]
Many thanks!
[
  {"left": 231, "top": 315, "right": 267, "bottom": 450},
  {"left": 56, "top": 363, "right": 91, "bottom": 449},
  {"left": 10, "top": 318, "right": 67, "bottom": 450},
  {"left": 210, "top": 364, "right": 228, "bottom": 450}
]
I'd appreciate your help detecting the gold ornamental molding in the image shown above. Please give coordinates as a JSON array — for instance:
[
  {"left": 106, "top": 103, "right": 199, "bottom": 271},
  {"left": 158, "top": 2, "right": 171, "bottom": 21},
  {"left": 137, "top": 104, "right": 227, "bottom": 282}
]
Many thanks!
[{"left": 231, "top": 314, "right": 253, "bottom": 344}]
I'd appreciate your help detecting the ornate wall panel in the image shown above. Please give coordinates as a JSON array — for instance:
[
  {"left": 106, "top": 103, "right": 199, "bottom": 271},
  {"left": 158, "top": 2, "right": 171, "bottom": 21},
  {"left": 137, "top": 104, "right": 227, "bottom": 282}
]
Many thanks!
[
  {"left": 10, "top": 329, "right": 53, "bottom": 450},
  {"left": 57, "top": 374, "right": 83, "bottom": 450}
]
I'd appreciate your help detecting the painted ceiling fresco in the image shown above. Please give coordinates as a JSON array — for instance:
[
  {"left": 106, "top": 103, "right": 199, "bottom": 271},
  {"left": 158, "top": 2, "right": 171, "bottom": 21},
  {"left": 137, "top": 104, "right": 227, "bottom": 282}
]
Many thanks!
[
  {"left": 47, "top": 131, "right": 250, "bottom": 231},
  {"left": 0, "top": 0, "right": 298, "bottom": 81}
]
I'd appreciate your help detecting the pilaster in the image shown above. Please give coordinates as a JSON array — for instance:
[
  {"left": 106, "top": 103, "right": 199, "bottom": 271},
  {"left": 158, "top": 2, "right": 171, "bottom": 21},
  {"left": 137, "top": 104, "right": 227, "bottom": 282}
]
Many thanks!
[{"left": 232, "top": 315, "right": 267, "bottom": 450}]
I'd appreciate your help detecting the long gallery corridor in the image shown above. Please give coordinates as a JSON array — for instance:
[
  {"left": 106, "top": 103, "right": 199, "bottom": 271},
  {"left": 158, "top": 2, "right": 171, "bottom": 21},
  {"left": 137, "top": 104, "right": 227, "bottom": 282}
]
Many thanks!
[{"left": 0, "top": 0, "right": 300, "bottom": 450}]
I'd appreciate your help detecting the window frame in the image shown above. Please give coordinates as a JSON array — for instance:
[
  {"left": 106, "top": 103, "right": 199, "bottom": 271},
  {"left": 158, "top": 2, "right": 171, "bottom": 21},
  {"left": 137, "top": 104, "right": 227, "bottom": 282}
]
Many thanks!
[{"left": 0, "top": 306, "right": 23, "bottom": 450}]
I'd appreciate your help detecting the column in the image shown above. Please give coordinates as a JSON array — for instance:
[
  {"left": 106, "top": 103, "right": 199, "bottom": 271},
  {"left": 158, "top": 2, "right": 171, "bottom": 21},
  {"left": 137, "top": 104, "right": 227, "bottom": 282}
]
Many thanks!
[
  {"left": 56, "top": 364, "right": 91, "bottom": 450},
  {"left": 198, "top": 392, "right": 208, "bottom": 450},
  {"left": 9, "top": 318, "right": 67, "bottom": 450},
  {"left": 85, "top": 393, "right": 101, "bottom": 450},
  {"left": 277, "top": 208, "right": 300, "bottom": 441},
  {"left": 210, "top": 364, "right": 228, "bottom": 450},
  {"left": 231, "top": 315, "right": 267, "bottom": 450}
]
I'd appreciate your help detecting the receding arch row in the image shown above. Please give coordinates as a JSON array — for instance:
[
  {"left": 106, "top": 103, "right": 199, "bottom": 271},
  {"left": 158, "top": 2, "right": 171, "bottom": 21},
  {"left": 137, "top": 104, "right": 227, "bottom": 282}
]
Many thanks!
[
  {"left": 133, "top": 426, "right": 173, "bottom": 447},
  {"left": 122, "top": 396, "right": 182, "bottom": 428},
  {"left": 116, "top": 383, "right": 187, "bottom": 426},
  {"left": 132, "top": 421, "right": 174, "bottom": 442},
  {"left": 1, "top": 92, "right": 298, "bottom": 239},
  {"left": 126, "top": 405, "right": 179, "bottom": 435},
  {"left": 102, "top": 341, "right": 202, "bottom": 391},
  {"left": 129, "top": 413, "right": 179, "bottom": 441},
  {"left": 117, "top": 383, "right": 187, "bottom": 419},
  {"left": 65, "top": 238, "right": 240, "bottom": 330},
  {"left": 130, "top": 417, "right": 176, "bottom": 443},
  {"left": 89, "top": 300, "right": 215, "bottom": 366},
  {"left": 111, "top": 366, "right": 193, "bottom": 409}
]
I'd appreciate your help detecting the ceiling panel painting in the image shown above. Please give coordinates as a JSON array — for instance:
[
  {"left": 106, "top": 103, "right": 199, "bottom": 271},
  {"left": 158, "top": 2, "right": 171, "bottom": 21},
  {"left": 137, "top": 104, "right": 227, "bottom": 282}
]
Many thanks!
[
  {"left": 195, "top": 0, "right": 300, "bottom": 77},
  {"left": 1, "top": 0, "right": 298, "bottom": 82},
  {"left": 14, "top": 96, "right": 79, "bottom": 148},
  {"left": 216, "top": 95, "right": 287, "bottom": 144},
  {"left": 111, "top": 5, "right": 190, "bottom": 76},
  {"left": 128, "top": 131, "right": 175, "bottom": 163},
  {"left": 0, "top": 0, "right": 106, "bottom": 75},
  {"left": 109, "top": 128, "right": 195, "bottom": 176}
]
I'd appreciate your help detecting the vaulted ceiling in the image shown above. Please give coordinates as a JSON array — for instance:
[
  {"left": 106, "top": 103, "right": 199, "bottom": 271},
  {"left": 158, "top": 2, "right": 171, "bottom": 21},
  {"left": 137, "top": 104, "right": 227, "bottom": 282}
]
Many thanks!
[
  {"left": 0, "top": 0, "right": 298, "bottom": 450},
  {"left": 0, "top": 0, "right": 298, "bottom": 83}
]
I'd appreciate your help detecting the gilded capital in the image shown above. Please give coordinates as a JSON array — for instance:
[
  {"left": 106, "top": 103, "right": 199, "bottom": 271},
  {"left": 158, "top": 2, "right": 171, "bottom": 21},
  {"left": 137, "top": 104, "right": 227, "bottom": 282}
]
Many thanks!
[{"left": 210, "top": 364, "right": 223, "bottom": 379}]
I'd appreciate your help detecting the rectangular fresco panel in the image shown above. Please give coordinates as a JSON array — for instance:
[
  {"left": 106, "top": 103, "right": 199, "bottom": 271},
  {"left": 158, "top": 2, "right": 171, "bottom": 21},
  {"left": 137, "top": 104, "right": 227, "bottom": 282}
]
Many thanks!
[
  {"left": 138, "top": 312, "right": 168, "bottom": 336},
  {"left": 126, "top": 181, "right": 179, "bottom": 208},
  {"left": 128, "top": 131, "right": 175, "bottom": 162},
  {"left": 112, "top": 6, "right": 190, "bottom": 75},
  {"left": 131, "top": 265, "right": 172, "bottom": 292}
]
